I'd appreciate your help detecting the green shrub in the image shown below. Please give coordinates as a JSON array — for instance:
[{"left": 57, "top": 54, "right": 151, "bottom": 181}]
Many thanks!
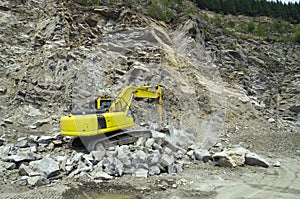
[
  {"left": 146, "top": 1, "right": 165, "bottom": 20},
  {"left": 257, "top": 25, "right": 266, "bottom": 37},
  {"left": 165, "top": 10, "right": 175, "bottom": 21},
  {"left": 236, "top": 65, "right": 245, "bottom": 72},
  {"left": 272, "top": 19, "right": 283, "bottom": 32},
  {"left": 247, "top": 21, "right": 255, "bottom": 32},
  {"left": 227, "top": 20, "right": 235, "bottom": 28},
  {"left": 184, "top": 6, "right": 195, "bottom": 16},
  {"left": 294, "top": 24, "right": 300, "bottom": 42}
]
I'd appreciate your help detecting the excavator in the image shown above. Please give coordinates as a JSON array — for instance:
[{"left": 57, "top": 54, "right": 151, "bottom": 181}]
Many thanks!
[{"left": 60, "top": 85, "right": 162, "bottom": 149}]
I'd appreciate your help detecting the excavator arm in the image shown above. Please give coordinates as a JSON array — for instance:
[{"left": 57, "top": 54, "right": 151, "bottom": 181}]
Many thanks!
[{"left": 60, "top": 86, "right": 162, "bottom": 137}]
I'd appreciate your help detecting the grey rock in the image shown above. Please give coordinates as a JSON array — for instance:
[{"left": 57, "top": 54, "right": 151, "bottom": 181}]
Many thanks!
[
  {"left": 27, "top": 176, "right": 47, "bottom": 186},
  {"left": 0, "top": 145, "right": 12, "bottom": 158},
  {"left": 174, "top": 150, "right": 185, "bottom": 159},
  {"left": 29, "top": 145, "right": 38, "bottom": 153},
  {"left": 37, "top": 136, "right": 54, "bottom": 144},
  {"left": 116, "top": 147, "right": 131, "bottom": 167},
  {"left": 174, "top": 163, "right": 183, "bottom": 173},
  {"left": 102, "top": 156, "right": 115, "bottom": 166},
  {"left": 245, "top": 152, "right": 270, "bottom": 168},
  {"left": 19, "top": 164, "right": 34, "bottom": 176},
  {"left": 3, "top": 119, "right": 13, "bottom": 124},
  {"left": 16, "top": 139, "right": 29, "bottom": 148},
  {"left": 164, "top": 147, "right": 173, "bottom": 154},
  {"left": 1, "top": 161, "right": 16, "bottom": 170},
  {"left": 52, "top": 139, "right": 63, "bottom": 146},
  {"left": 25, "top": 105, "right": 43, "bottom": 117},
  {"left": 77, "top": 160, "right": 92, "bottom": 172},
  {"left": 93, "top": 171, "right": 113, "bottom": 180},
  {"left": 136, "top": 163, "right": 149, "bottom": 170},
  {"left": 166, "top": 162, "right": 184, "bottom": 175},
  {"left": 194, "top": 149, "right": 211, "bottom": 162},
  {"left": 135, "top": 137, "right": 145, "bottom": 147},
  {"left": 131, "top": 150, "right": 147, "bottom": 164},
  {"left": 116, "top": 146, "right": 129, "bottom": 161},
  {"left": 273, "top": 161, "right": 281, "bottom": 167},
  {"left": 146, "top": 153, "right": 161, "bottom": 166},
  {"left": 47, "top": 142, "right": 55, "bottom": 150},
  {"left": 134, "top": 168, "right": 148, "bottom": 178},
  {"left": 2, "top": 152, "right": 36, "bottom": 163},
  {"left": 38, "top": 156, "right": 60, "bottom": 178},
  {"left": 91, "top": 150, "right": 106, "bottom": 161},
  {"left": 102, "top": 156, "right": 116, "bottom": 175},
  {"left": 65, "top": 165, "right": 74, "bottom": 173},
  {"left": 152, "top": 143, "right": 163, "bottom": 151},
  {"left": 114, "top": 158, "right": 124, "bottom": 176},
  {"left": 268, "top": 118, "right": 275, "bottom": 123},
  {"left": 151, "top": 131, "right": 167, "bottom": 140},
  {"left": 145, "top": 138, "right": 155, "bottom": 148},
  {"left": 163, "top": 141, "right": 182, "bottom": 153},
  {"left": 29, "top": 135, "right": 39, "bottom": 142},
  {"left": 83, "top": 153, "right": 94, "bottom": 163},
  {"left": 149, "top": 165, "right": 160, "bottom": 175},
  {"left": 106, "top": 149, "right": 117, "bottom": 158},
  {"left": 160, "top": 154, "right": 174, "bottom": 167},
  {"left": 72, "top": 151, "right": 84, "bottom": 162},
  {"left": 29, "top": 119, "right": 50, "bottom": 129}
]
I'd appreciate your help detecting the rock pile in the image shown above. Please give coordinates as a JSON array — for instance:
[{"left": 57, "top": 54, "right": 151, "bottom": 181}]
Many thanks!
[
  {"left": 0, "top": 126, "right": 271, "bottom": 187},
  {"left": 0, "top": 126, "right": 191, "bottom": 186}
]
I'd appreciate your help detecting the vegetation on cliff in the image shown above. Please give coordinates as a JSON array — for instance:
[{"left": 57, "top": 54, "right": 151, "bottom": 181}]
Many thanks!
[{"left": 76, "top": 0, "right": 299, "bottom": 42}]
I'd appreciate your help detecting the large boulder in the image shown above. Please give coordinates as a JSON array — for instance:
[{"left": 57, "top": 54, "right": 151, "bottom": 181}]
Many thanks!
[
  {"left": 213, "top": 147, "right": 248, "bottom": 167},
  {"left": 245, "top": 152, "right": 270, "bottom": 168}
]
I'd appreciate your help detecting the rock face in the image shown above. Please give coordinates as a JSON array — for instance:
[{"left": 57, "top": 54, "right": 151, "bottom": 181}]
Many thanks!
[
  {"left": 0, "top": 0, "right": 224, "bottom": 153},
  {"left": 205, "top": 25, "right": 300, "bottom": 124}
]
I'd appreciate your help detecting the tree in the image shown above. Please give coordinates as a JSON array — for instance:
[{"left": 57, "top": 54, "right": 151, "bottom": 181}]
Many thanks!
[
  {"left": 241, "top": 0, "right": 252, "bottom": 16},
  {"left": 224, "top": 0, "right": 237, "bottom": 15}
]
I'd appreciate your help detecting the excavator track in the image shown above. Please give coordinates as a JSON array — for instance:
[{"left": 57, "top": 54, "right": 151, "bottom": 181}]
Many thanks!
[{"left": 68, "top": 129, "right": 152, "bottom": 151}]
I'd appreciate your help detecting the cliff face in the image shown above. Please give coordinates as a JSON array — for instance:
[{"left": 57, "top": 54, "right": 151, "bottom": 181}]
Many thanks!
[{"left": 0, "top": 0, "right": 299, "bottom": 152}]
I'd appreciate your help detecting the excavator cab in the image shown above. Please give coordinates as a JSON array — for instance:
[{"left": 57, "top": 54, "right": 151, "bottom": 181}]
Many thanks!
[{"left": 89, "top": 97, "right": 113, "bottom": 112}]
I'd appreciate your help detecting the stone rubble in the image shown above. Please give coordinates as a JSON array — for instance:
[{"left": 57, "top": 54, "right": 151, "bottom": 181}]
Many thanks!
[{"left": 0, "top": 125, "right": 272, "bottom": 187}]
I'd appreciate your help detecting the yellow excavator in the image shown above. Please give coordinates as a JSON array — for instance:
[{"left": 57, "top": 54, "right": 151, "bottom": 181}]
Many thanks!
[{"left": 60, "top": 86, "right": 162, "bottom": 140}]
